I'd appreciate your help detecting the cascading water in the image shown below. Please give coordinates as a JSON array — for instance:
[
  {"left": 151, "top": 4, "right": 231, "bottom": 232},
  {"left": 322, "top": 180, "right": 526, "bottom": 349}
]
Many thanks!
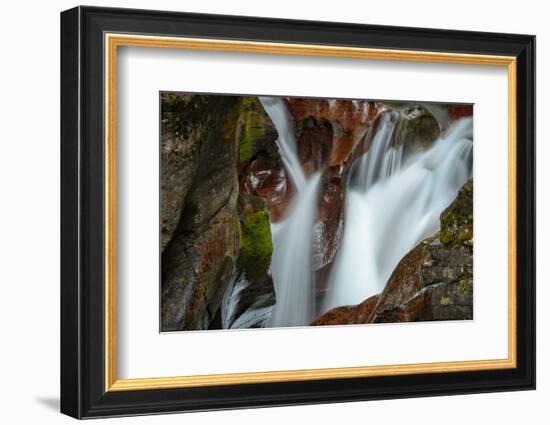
[
  {"left": 259, "top": 97, "right": 321, "bottom": 327},
  {"left": 354, "top": 111, "right": 402, "bottom": 189},
  {"left": 259, "top": 97, "right": 307, "bottom": 192},
  {"left": 322, "top": 115, "right": 473, "bottom": 312}
]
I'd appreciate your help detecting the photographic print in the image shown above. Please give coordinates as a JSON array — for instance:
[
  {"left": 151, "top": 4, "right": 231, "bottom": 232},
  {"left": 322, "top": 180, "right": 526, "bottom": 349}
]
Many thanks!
[{"left": 160, "top": 93, "right": 474, "bottom": 332}]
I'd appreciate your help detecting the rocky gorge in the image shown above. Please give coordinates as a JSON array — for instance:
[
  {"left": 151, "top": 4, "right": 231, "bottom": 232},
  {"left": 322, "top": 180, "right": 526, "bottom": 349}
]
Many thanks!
[{"left": 160, "top": 92, "right": 473, "bottom": 331}]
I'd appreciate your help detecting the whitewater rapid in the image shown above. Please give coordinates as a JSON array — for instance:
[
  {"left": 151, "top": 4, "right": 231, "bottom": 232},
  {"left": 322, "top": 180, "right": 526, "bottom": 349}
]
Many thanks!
[{"left": 323, "top": 115, "right": 473, "bottom": 312}]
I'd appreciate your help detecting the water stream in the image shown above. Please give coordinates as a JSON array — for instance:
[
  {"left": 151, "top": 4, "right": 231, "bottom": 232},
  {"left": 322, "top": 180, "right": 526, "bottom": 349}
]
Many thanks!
[{"left": 259, "top": 97, "right": 321, "bottom": 327}]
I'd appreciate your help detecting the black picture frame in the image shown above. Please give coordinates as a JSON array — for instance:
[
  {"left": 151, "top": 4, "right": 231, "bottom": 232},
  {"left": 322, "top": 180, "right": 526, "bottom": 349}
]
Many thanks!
[{"left": 61, "top": 5, "right": 535, "bottom": 419}]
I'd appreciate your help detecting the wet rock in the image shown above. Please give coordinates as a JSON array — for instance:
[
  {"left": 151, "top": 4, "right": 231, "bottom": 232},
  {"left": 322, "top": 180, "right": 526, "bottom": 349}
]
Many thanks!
[
  {"left": 286, "top": 97, "right": 384, "bottom": 167},
  {"left": 312, "top": 172, "right": 345, "bottom": 271},
  {"left": 391, "top": 104, "right": 441, "bottom": 158},
  {"left": 241, "top": 156, "right": 292, "bottom": 222},
  {"left": 297, "top": 116, "right": 333, "bottom": 176},
  {"left": 312, "top": 295, "right": 379, "bottom": 325}
]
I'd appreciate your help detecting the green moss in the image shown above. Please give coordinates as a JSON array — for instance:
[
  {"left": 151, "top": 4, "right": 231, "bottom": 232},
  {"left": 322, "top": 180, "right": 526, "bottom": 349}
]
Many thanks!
[
  {"left": 439, "top": 231, "right": 452, "bottom": 245},
  {"left": 440, "top": 180, "right": 473, "bottom": 246},
  {"left": 237, "top": 210, "right": 273, "bottom": 281},
  {"left": 199, "top": 281, "right": 208, "bottom": 297},
  {"left": 238, "top": 97, "right": 266, "bottom": 163},
  {"left": 458, "top": 278, "right": 470, "bottom": 294}
]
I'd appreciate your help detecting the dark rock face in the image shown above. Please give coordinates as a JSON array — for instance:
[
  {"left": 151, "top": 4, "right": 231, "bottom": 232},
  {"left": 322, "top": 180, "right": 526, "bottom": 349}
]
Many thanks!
[
  {"left": 161, "top": 95, "right": 243, "bottom": 331},
  {"left": 161, "top": 95, "right": 279, "bottom": 331},
  {"left": 313, "top": 179, "right": 473, "bottom": 325},
  {"left": 160, "top": 95, "right": 215, "bottom": 252}
]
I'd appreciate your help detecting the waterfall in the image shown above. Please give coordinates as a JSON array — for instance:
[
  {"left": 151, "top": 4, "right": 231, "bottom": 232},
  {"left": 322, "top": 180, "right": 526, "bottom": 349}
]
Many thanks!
[
  {"left": 354, "top": 111, "right": 402, "bottom": 190},
  {"left": 259, "top": 97, "right": 306, "bottom": 192},
  {"left": 259, "top": 97, "right": 321, "bottom": 327},
  {"left": 322, "top": 115, "right": 473, "bottom": 312}
]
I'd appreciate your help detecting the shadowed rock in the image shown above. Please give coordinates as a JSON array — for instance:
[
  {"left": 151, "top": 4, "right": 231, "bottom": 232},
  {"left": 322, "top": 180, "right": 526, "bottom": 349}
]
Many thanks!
[{"left": 161, "top": 95, "right": 242, "bottom": 331}]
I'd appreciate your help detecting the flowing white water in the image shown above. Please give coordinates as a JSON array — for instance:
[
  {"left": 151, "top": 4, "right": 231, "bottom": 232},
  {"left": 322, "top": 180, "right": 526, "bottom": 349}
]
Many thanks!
[
  {"left": 259, "top": 97, "right": 306, "bottom": 192},
  {"left": 355, "top": 111, "right": 402, "bottom": 189},
  {"left": 259, "top": 97, "right": 321, "bottom": 327},
  {"left": 322, "top": 115, "right": 473, "bottom": 312}
]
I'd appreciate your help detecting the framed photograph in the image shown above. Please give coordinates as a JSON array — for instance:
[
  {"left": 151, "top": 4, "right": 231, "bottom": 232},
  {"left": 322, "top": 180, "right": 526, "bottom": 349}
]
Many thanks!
[{"left": 60, "top": 6, "right": 535, "bottom": 419}]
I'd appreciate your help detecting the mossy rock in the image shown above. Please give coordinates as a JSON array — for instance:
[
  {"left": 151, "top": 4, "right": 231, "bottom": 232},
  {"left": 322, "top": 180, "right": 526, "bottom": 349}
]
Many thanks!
[
  {"left": 237, "top": 210, "right": 273, "bottom": 282},
  {"left": 440, "top": 179, "right": 473, "bottom": 246},
  {"left": 236, "top": 97, "right": 278, "bottom": 164}
]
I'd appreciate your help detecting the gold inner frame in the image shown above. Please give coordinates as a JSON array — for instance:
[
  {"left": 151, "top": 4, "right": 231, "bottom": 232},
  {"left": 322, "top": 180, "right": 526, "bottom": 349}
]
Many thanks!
[{"left": 104, "top": 33, "right": 518, "bottom": 392}]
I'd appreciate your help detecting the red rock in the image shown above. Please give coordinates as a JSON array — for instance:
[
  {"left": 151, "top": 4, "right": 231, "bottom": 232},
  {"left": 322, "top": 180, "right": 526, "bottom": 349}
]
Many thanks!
[
  {"left": 311, "top": 295, "right": 380, "bottom": 325},
  {"left": 296, "top": 116, "right": 333, "bottom": 176},
  {"left": 241, "top": 156, "right": 293, "bottom": 223},
  {"left": 448, "top": 104, "right": 473, "bottom": 121},
  {"left": 286, "top": 97, "right": 386, "bottom": 167}
]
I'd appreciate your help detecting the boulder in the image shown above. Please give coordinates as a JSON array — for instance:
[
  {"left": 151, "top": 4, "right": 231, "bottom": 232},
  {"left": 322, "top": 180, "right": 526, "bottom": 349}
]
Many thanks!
[
  {"left": 391, "top": 104, "right": 441, "bottom": 158},
  {"left": 241, "top": 155, "right": 292, "bottom": 223},
  {"left": 312, "top": 295, "right": 379, "bottom": 325}
]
